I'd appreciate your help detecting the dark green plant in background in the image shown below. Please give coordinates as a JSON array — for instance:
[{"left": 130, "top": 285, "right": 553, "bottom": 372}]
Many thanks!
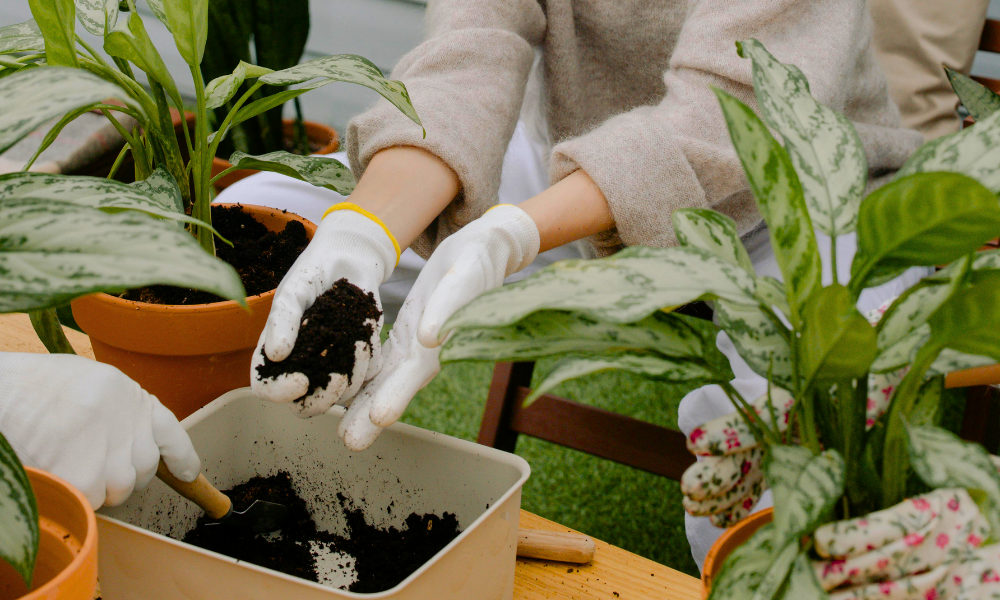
[{"left": 202, "top": 0, "right": 311, "bottom": 157}]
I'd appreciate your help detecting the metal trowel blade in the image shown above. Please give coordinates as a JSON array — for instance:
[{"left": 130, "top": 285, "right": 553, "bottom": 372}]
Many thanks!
[{"left": 204, "top": 499, "right": 291, "bottom": 534}]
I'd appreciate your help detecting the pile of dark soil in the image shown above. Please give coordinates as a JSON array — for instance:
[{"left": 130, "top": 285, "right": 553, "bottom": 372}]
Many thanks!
[
  {"left": 181, "top": 472, "right": 460, "bottom": 593},
  {"left": 121, "top": 204, "right": 309, "bottom": 305},
  {"left": 256, "top": 279, "right": 382, "bottom": 400}
]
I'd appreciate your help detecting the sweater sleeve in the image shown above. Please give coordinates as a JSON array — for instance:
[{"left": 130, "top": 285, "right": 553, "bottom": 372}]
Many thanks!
[
  {"left": 550, "top": 0, "right": 924, "bottom": 256},
  {"left": 346, "top": 0, "right": 546, "bottom": 258}
]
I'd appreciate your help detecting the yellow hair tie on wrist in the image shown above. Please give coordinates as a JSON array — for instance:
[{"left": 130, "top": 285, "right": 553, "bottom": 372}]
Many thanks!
[
  {"left": 485, "top": 203, "right": 516, "bottom": 214},
  {"left": 322, "top": 202, "right": 401, "bottom": 266}
]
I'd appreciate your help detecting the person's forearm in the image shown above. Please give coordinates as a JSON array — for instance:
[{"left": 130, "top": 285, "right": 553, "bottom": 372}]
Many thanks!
[
  {"left": 519, "top": 169, "right": 615, "bottom": 252},
  {"left": 348, "top": 146, "right": 460, "bottom": 248}
]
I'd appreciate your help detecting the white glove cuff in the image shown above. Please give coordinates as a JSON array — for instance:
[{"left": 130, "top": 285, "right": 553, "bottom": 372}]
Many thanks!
[{"left": 483, "top": 205, "right": 541, "bottom": 277}]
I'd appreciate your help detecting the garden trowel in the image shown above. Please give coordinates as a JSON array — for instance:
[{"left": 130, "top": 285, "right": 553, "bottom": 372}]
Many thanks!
[{"left": 155, "top": 460, "right": 291, "bottom": 534}]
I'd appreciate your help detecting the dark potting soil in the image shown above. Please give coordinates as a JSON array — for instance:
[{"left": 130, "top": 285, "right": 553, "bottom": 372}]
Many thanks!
[
  {"left": 121, "top": 204, "right": 309, "bottom": 305},
  {"left": 181, "top": 472, "right": 460, "bottom": 593},
  {"left": 255, "top": 279, "right": 382, "bottom": 400}
]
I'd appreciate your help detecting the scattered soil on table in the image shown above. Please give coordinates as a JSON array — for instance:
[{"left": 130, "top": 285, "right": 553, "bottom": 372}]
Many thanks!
[
  {"left": 121, "top": 204, "right": 309, "bottom": 305},
  {"left": 256, "top": 279, "right": 382, "bottom": 400},
  {"left": 181, "top": 472, "right": 460, "bottom": 593}
]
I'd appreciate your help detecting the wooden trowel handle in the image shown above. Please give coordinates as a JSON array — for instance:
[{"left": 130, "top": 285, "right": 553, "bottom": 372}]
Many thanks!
[
  {"left": 517, "top": 529, "right": 595, "bottom": 564},
  {"left": 156, "top": 459, "right": 232, "bottom": 520}
]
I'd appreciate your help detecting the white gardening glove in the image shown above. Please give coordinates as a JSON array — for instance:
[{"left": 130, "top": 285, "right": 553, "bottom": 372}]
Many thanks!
[
  {"left": 251, "top": 205, "right": 397, "bottom": 417},
  {"left": 336, "top": 205, "right": 540, "bottom": 450},
  {"left": 0, "top": 352, "right": 200, "bottom": 509},
  {"left": 813, "top": 488, "right": 997, "bottom": 600}
]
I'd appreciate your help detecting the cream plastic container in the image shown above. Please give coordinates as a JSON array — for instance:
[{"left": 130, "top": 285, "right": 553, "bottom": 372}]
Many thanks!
[{"left": 97, "top": 388, "right": 530, "bottom": 599}]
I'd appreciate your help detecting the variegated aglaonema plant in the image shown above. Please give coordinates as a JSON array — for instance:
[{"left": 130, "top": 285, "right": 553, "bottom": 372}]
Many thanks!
[
  {"left": 437, "top": 41, "right": 1000, "bottom": 598},
  {"left": 0, "top": 0, "right": 421, "bottom": 351}
]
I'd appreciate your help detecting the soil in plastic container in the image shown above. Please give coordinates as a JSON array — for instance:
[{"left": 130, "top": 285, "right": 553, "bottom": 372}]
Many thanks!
[
  {"left": 181, "top": 472, "right": 461, "bottom": 593},
  {"left": 255, "top": 280, "right": 382, "bottom": 402},
  {"left": 121, "top": 204, "right": 309, "bottom": 305}
]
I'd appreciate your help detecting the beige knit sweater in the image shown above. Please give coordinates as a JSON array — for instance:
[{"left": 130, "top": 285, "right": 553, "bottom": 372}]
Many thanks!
[{"left": 347, "top": 0, "right": 924, "bottom": 258}]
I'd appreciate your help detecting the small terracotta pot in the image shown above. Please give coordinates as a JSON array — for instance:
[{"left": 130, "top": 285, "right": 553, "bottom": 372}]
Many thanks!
[
  {"left": 701, "top": 508, "right": 773, "bottom": 599},
  {"left": 211, "top": 120, "right": 340, "bottom": 190},
  {"left": 0, "top": 468, "right": 97, "bottom": 600},
  {"left": 71, "top": 204, "right": 316, "bottom": 420}
]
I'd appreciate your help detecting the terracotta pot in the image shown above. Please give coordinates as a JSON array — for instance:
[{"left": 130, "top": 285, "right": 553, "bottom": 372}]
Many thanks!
[
  {"left": 71, "top": 204, "right": 316, "bottom": 420},
  {"left": 701, "top": 508, "right": 773, "bottom": 599},
  {"left": 211, "top": 120, "right": 340, "bottom": 190},
  {"left": 0, "top": 468, "right": 97, "bottom": 600}
]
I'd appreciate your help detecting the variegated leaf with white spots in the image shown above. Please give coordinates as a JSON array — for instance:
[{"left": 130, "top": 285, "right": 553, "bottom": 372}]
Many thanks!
[
  {"left": 0, "top": 199, "right": 245, "bottom": 312},
  {"left": 258, "top": 54, "right": 421, "bottom": 130},
  {"left": 0, "top": 20, "right": 44, "bottom": 54},
  {"left": 104, "top": 11, "right": 181, "bottom": 108},
  {"left": 440, "top": 310, "right": 715, "bottom": 364},
  {"left": 765, "top": 446, "right": 845, "bottom": 542},
  {"left": 0, "top": 432, "right": 37, "bottom": 587},
  {"left": 907, "top": 425, "right": 1000, "bottom": 538},
  {"left": 897, "top": 106, "right": 1000, "bottom": 193},
  {"left": 738, "top": 39, "right": 867, "bottom": 237},
  {"left": 75, "top": 0, "right": 118, "bottom": 36},
  {"left": 715, "top": 299, "right": 793, "bottom": 388},
  {"left": 0, "top": 67, "right": 133, "bottom": 155},
  {"left": 225, "top": 151, "right": 356, "bottom": 195},
  {"left": 205, "top": 60, "right": 248, "bottom": 109},
  {"left": 526, "top": 352, "right": 730, "bottom": 405},
  {"left": 715, "top": 89, "right": 821, "bottom": 326},
  {"left": 946, "top": 67, "right": 1000, "bottom": 123},
  {"left": 708, "top": 523, "right": 791, "bottom": 600},
  {"left": 144, "top": 0, "right": 170, "bottom": 31},
  {"left": 776, "top": 554, "right": 825, "bottom": 600},
  {"left": 673, "top": 208, "right": 755, "bottom": 273},
  {"left": 444, "top": 246, "right": 758, "bottom": 332}
]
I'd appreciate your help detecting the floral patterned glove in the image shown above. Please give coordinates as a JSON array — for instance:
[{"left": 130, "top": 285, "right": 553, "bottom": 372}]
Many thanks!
[
  {"left": 682, "top": 387, "right": 794, "bottom": 527},
  {"left": 813, "top": 488, "right": 992, "bottom": 600}
]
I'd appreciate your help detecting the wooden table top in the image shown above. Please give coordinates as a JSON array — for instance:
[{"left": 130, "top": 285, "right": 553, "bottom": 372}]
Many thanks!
[{"left": 0, "top": 312, "right": 702, "bottom": 599}]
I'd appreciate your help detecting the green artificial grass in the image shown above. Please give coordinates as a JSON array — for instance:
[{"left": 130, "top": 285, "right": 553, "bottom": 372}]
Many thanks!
[{"left": 399, "top": 358, "right": 702, "bottom": 577}]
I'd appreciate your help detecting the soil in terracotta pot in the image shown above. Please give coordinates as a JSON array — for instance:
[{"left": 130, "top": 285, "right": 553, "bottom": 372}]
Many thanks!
[
  {"left": 255, "top": 280, "right": 382, "bottom": 401},
  {"left": 181, "top": 472, "right": 461, "bottom": 593},
  {"left": 121, "top": 204, "right": 309, "bottom": 305}
]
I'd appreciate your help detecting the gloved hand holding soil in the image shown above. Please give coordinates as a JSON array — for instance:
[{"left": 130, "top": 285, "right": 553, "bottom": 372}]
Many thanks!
[{"left": 251, "top": 206, "right": 395, "bottom": 418}]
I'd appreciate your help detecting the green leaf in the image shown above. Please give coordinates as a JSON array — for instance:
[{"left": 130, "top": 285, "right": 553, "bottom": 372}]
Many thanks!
[
  {"left": 927, "top": 270, "right": 1000, "bottom": 361},
  {"left": 0, "top": 20, "right": 45, "bottom": 54},
  {"left": 252, "top": 0, "right": 309, "bottom": 71},
  {"left": 104, "top": 11, "right": 182, "bottom": 109},
  {"left": 851, "top": 173, "right": 1000, "bottom": 290},
  {"left": 444, "top": 246, "right": 758, "bottom": 332},
  {"left": 0, "top": 432, "right": 38, "bottom": 588},
  {"left": 714, "top": 88, "right": 821, "bottom": 325},
  {"left": 907, "top": 425, "right": 1000, "bottom": 538},
  {"left": 0, "top": 169, "right": 213, "bottom": 231},
  {"left": 738, "top": 39, "right": 867, "bottom": 237},
  {"left": 258, "top": 54, "right": 422, "bottom": 130},
  {"left": 27, "top": 0, "right": 78, "bottom": 67},
  {"left": 896, "top": 107, "right": 1000, "bottom": 193},
  {"left": 204, "top": 60, "right": 248, "bottom": 109},
  {"left": 144, "top": 0, "right": 170, "bottom": 32},
  {"left": 765, "top": 446, "right": 845, "bottom": 541},
  {"left": 709, "top": 524, "right": 788, "bottom": 600},
  {"left": 161, "top": 0, "right": 208, "bottom": 66},
  {"left": 75, "top": 0, "right": 118, "bottom": 37},
  {"left": 946, "top": 67, "right": 1000, "bottom": 122},
  {"left": 908, "top": 376, "right": 944, "bottom": 429},
  {"left": 754, "top": 276, "right": 791, "bottom": 316},
  {"left": 224, "top": 151, "right": 356, "bottom": 195},
  {"left": 673, "top": 208, "right": 755, "bottom": 272},
  {"left": 776, "top": 554, "right": 828, "bottom": 600},
  {"left": 749, "top": 542, "right": 800, "bottom": 600},
  {"left": 526, "top": 353, "right": 730, "bottom": 405},
  {"left": 714, "top": 299, "right": 793, "bottom": 388},
  {"left": 214, "top": 79, "right": 325, "bottom": 146},
  {"left": 799, "top": 284, "right": 877, "bottom": 382},
  {"left": 0, "top": 67, "right": 134, "bottom": 155},
  {"left": 0, "top": 199, "right": 245, "bottom": 312},
  {"left": 441, "top": 310, "right": 716, "bottom": 364}
]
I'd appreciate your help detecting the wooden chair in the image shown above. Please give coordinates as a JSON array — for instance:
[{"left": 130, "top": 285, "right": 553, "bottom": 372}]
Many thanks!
[{"left": 965, "top": 18, "right": 1000, "bottom": 127}]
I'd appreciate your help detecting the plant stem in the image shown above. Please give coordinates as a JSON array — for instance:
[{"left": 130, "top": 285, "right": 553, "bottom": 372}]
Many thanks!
[
  {"left": 29, "top": 310, "right": 76, "bottom": 355},
  {"left": 148, "top": 82, "right": 192, "bottom": 209},
  {"left": 208, "top": 81, "right": 265, "bottom": 162},
  {"left": 190, "top": 65, "right": 216, "bottom": 256},
  {"left": 75, "top": 35, "right": 111, "bottom": 70},
  {"left": 830, "top": 234, "right": 839, "bottom": 285},
  {"left": 798, "top": 388, "right": 821, "bottom": 455},
  {"left": 293, "top": 97, "right": 309, "bottom": 155}
]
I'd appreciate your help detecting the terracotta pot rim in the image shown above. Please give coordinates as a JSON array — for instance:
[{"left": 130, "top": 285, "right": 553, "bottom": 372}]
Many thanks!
[
  {"left": 23, "top": 466, "right": 97, "bottom": 599},
  {"left": 702, "top": 508, "right": 774, "bottom": 596},
  {"left": 85, "top": 202, "right": 306, "bottom": 312}
]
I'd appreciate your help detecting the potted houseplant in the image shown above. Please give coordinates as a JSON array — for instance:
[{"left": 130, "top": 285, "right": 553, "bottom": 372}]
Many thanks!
[
  {"left": 202, "top": 0, "right": 340, "bottom": 189},
  {"left": 0, "top": 432, "right": 98, "bottom": 600},
  {"left": 0, "top": 0, "right": 421, "bottom": 417},
  {"left": 437, "top": 41, "right": 1000, "bottom": 599}
]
